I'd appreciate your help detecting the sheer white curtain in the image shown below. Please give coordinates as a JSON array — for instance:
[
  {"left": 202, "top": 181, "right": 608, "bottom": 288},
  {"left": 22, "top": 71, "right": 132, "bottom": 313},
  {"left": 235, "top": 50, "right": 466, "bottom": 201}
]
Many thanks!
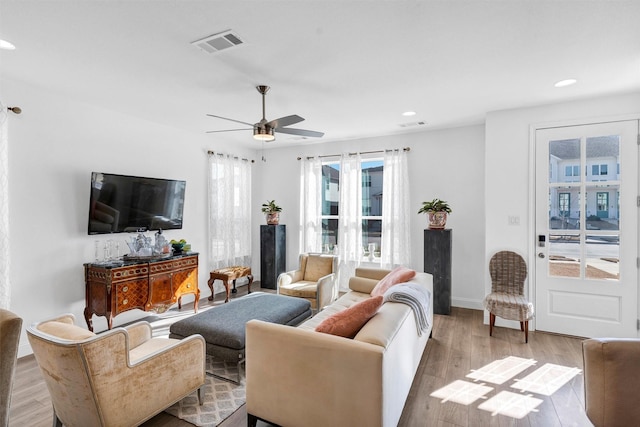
[
  {"left": 299, "top": 157, "right": 323, "bottom": 253},
  {"left": 337, "top": 153, "right": 362, "bottom": 289},
  {"left": 0, "top": 103, "right": 9, "bottom": 309},
  {"left": 379, "top": 149, "right": 411, "bottom": 268},
  {"left": 207, "top": 153, "right": 252, "bottom": 272}
]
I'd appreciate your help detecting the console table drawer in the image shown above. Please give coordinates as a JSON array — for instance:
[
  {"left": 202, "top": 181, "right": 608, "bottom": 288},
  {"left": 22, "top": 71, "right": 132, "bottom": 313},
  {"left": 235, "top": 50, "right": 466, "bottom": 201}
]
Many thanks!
[{"left": 115, "top": 279, "right": 148, "bottom": 315}]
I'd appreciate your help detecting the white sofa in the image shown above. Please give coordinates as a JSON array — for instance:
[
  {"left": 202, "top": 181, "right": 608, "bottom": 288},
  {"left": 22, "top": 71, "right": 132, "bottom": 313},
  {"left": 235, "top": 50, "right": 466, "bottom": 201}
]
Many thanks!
[{"left": 246, "top": 267, "right": 434, "bottom": 427}]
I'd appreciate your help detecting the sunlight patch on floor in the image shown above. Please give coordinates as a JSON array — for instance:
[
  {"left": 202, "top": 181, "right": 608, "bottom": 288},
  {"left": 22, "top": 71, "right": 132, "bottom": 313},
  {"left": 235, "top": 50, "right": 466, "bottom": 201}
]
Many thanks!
[
  {"left": 466, "top": 356, "right": 536, "bottom": 385},
  {"left": 511, "top": 363, "right": 582, "bottom": 396},
  {"left": 430, "top": 356, "right": 581, "bottom": 419},
  {"left": 430, "top": 380, "right": 493, "bottom": 405},
  {"left": 477, "top": 391, "right": 543, "bottom": 419}
]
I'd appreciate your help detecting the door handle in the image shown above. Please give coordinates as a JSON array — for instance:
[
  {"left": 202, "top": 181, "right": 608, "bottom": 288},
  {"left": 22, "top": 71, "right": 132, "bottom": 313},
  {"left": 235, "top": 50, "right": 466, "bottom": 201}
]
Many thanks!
[{"left": 538, "top": 252, "right": 545, "bottom": 259}]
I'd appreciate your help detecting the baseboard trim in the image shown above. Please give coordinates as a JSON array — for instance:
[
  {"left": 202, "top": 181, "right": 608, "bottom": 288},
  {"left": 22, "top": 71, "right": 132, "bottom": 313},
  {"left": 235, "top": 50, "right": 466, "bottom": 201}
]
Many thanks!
[{"left": 452, "top": 297, "right": 483, "bottom": 311}]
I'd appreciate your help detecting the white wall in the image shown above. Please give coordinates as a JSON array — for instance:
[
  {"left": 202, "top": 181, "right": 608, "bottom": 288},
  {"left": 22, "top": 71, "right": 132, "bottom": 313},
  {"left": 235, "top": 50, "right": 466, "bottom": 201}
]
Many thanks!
[
  {"left": 253, "top": 125, "right": 487, "bottom": 310},
  {"left": 3, "top": 78, "right": 259, "bottom": 356},
  {"left": 484, "top": 91, "right": 640, "bottom": 330},
  {"left": 7, "top": 75, "right": 637, "bottom": 357}
]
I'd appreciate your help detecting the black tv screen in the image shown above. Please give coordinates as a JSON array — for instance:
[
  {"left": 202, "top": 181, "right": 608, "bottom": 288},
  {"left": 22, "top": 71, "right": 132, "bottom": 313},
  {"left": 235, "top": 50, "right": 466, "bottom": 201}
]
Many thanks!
[{"left": 88, "top": 172, "right": 186, "bottom": 235}]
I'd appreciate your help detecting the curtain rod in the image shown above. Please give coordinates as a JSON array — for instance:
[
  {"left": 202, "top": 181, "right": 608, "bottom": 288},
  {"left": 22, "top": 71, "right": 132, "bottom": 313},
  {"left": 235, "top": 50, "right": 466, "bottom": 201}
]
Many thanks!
[
  {"left": 297, "top": 146, "right": 410, "bottom": 161},
  {"left": 207, "top": 150, "right": 255, "bottom": 163}
]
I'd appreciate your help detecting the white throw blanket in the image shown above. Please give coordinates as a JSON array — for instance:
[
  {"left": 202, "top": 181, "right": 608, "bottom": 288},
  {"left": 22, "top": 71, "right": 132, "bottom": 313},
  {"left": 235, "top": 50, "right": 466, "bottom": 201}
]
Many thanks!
[{"left": 383, "top": 282, "right": 431, "bottom": 336}]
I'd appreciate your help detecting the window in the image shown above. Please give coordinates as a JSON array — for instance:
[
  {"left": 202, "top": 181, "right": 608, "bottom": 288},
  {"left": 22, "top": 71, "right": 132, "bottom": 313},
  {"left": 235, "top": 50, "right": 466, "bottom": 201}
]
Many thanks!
[
  {"left": 207, "top": 154, "right": 252, "bottom": 270},
  {"left": 592, "top": 164, "right": 608, "bottom": 176},
  {"left": 321, "top": 163, "right": 340, "bottom": 250},
  {"left": 559, "top": 193, "right": 570, "bottom": 217},
  {"left": 565, "top": 165, "right": 580, "bottom": 177},
  {"left": 361, "top": 161, "right": 383, "bottom": 256},
  {"left": 321, "top": 159, "right": 383, "bottom": 256}
]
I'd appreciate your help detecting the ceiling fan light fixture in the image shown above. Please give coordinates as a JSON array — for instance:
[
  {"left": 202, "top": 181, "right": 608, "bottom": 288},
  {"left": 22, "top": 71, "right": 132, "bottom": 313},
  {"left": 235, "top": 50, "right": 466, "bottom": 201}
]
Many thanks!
[{"left": 253, "top": 126, "right": 275, "bottom": 142}]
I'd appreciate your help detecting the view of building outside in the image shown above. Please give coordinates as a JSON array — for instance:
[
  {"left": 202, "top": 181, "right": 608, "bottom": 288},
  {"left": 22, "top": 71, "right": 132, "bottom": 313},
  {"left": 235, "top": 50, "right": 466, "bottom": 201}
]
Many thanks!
[
  {"left": 548, "top": 135, "right": 620, "bottom": 279},
  {"left": 321, "top": 160, "right": 383, "bottom": 257},
  {"left": 548, "top": 136, "right": 619, "bottom": 230}
]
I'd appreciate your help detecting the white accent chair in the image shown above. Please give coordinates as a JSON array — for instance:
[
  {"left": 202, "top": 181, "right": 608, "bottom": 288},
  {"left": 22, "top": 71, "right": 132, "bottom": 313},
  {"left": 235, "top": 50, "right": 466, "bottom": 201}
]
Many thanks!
[{"left": 277, "top": 253, "right": 338, "bottom": 312}]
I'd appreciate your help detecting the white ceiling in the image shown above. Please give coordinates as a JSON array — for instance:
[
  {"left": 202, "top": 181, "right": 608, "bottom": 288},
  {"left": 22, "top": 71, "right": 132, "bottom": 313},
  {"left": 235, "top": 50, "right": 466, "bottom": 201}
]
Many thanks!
[{"left": 1, "top": 1, "right": 639, "bottom": 149}]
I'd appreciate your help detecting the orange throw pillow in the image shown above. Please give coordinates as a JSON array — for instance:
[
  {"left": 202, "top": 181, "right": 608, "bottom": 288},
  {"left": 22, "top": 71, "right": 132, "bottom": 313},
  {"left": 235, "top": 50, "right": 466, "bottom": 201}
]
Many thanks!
[
  {"left": 315, "top": 296, "right": 384, "bottom": 338},
  {"left": 370, "top": 266, "right": 416, "bottom": 297}
]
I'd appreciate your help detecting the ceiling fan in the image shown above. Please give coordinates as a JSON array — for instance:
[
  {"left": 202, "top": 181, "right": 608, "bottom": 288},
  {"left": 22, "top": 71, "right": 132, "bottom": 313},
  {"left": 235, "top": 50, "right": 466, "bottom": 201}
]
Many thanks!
[{"left": 206, "top": 85, "right": 324, "bottom": 142}]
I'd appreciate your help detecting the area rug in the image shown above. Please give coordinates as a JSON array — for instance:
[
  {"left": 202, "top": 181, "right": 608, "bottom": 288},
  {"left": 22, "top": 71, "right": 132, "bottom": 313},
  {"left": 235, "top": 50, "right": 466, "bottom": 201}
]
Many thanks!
[{"left": 165, "top": 356, "right": 245, "bottom": 426}]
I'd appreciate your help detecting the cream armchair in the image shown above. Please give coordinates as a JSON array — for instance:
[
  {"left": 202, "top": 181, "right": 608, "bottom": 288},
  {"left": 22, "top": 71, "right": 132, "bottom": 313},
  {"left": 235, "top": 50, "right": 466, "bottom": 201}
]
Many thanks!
[
  {"left": 583, "top": 338, "right": 640, "bottom": 427},
  {"left": 27, "top": 313, "right": 206, "bottom": 427},
  {"left": 277, "top": 253, "right": 338, "bottom": 312},
  {"left": 0, "top": 308, "right": 22, "bottom": 427}
]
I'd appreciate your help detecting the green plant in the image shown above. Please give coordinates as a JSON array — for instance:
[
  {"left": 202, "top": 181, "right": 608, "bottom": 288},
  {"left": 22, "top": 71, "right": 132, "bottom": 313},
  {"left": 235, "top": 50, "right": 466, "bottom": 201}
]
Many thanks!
[
  {"left": 418, "top": 198, "right": 452, "bottom": 214},
  {"left": 261, "top": 200, "right": 282, "bottom": 214}
]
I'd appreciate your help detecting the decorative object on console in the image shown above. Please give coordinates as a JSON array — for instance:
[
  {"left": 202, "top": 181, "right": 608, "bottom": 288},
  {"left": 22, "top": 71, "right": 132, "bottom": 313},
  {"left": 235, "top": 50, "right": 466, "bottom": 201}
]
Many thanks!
[
  {"left": 418, "top": 198, "right": 452, "bottom": 229},
  {"left": 170, "top": 238, "right": 187, "bottom": 253},
  {"left": 261, "top": 199, "right": 282, "bottom": 225}
]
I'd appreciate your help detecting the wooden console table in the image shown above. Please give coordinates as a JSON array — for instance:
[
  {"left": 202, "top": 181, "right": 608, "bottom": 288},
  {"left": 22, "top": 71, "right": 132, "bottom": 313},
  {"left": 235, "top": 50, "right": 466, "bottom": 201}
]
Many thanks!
[{"left": 84, "top": 253, "right": 200, "bottom": 331}]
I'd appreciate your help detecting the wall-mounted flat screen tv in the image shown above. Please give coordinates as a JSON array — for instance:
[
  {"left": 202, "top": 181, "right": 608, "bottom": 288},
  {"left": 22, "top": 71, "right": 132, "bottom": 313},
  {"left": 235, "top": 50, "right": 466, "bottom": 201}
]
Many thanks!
[{"left": 88, "top": 172, "right": 186, "bottom": 235}]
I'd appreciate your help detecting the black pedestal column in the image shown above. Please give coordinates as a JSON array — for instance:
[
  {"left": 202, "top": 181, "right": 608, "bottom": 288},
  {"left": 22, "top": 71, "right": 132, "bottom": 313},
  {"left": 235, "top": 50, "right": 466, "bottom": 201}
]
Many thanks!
[
  {"left": 424, "top": 228, "right": 452, "bottom": 315},
  {"left": 260, "top": 225, "right": 286, "bottom": 289}
]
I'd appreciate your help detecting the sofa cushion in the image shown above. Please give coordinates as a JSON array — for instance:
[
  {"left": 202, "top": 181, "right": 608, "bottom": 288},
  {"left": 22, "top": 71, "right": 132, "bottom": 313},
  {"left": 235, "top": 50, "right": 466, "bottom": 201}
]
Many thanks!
[
  {"left": 370, "top": 266, "right": 416, "bottom": 297},
  {"left": 303, "top": 255, "right": 334, "bottom": 282},
  {"left": 38, "top": 321, "right": 96, "bottom": 341},
  {"left": 279, "top": 280, "right": 318, "bottom": 299},
  {"left": 315, "top": 296, "right": 383, "bottom": 338},
  {"left": 349, "top": 276, "right": 379, "bottom": 294}
]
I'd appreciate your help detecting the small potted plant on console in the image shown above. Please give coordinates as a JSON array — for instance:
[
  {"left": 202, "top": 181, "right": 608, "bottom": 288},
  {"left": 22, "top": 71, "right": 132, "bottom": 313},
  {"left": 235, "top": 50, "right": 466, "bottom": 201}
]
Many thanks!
[
  {"left": 418, "top": 198, "right": 452, "bottom": 229},
  {"left": 261, "top": 200, "right": 282, "bottom": 225}
]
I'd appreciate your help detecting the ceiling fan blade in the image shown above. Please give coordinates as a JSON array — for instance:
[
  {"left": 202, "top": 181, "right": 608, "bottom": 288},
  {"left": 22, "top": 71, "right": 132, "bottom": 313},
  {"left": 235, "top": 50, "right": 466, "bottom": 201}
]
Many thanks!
[
  {"left": 205, "top": 128, "right": 251, "bottom": 134},
  {"left": 267, "top": 114, "right": 304, "bottom": 129},
  {"left": 275, "top": 127, "right": 324, "bottom": 138},
  {"left": 206, "top": 114, "right": 254, "bottom": 127}
]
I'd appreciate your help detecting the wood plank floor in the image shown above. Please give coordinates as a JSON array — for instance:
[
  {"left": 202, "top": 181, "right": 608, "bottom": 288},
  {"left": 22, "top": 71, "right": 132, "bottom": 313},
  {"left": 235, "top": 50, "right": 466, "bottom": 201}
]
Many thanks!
[{"left": 9, "top": 287, "right": 593, "bottom": 427}]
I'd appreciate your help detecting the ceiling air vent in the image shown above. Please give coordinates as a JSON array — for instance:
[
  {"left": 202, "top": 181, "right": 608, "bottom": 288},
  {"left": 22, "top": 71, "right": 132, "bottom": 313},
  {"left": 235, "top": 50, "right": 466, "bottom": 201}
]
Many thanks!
[
  {"left": 191, "top": 30, "right": 245, "bottom": 54},
  {"left": 399, "top": 121, "right": 427, "bottom": 128}
]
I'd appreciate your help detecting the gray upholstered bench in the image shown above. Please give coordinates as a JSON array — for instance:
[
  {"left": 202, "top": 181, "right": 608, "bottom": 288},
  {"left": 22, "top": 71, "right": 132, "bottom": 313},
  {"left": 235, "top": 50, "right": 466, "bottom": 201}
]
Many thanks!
[{"left": 169, "top": 292, "right": 312, "bottom": 383}]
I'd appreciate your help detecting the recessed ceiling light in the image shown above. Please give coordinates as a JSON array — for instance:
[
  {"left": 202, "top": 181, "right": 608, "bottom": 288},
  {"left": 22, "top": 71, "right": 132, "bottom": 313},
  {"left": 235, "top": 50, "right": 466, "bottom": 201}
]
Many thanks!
[
  {"left": 402, "top": 111, "right": 416, "bottom": 116},
  {"left": 0, "top": 39, "right": 16, "bottom": 50},
  {"left": 554, "top": 79, "right": 577, "bottom": 88}
]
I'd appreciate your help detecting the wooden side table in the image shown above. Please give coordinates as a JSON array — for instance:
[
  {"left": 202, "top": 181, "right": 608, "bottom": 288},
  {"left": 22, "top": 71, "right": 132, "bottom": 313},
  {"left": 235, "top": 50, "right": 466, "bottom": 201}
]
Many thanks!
[{"left": 208, "top": 266, "right": 253, "bottom": 303}]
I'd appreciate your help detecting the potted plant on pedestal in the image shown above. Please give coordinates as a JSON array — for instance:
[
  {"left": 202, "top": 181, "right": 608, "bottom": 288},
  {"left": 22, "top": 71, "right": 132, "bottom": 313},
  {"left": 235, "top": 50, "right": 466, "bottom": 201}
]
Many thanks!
[
  {"left": 261, "top": 200, "right": 282, "bottom": 225},
  {"left": 418, "top": 198, "right": 452, "bottom": 229}
]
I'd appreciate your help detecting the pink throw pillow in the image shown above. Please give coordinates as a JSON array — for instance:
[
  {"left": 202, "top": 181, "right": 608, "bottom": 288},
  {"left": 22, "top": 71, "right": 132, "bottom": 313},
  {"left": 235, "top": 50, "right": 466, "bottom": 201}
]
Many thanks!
[
  {"left": 370, "top": 266, "right": 416, "bottom": 297},
  {"left": 315, "top": 296, "right": 384, "bottom": 338}
]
